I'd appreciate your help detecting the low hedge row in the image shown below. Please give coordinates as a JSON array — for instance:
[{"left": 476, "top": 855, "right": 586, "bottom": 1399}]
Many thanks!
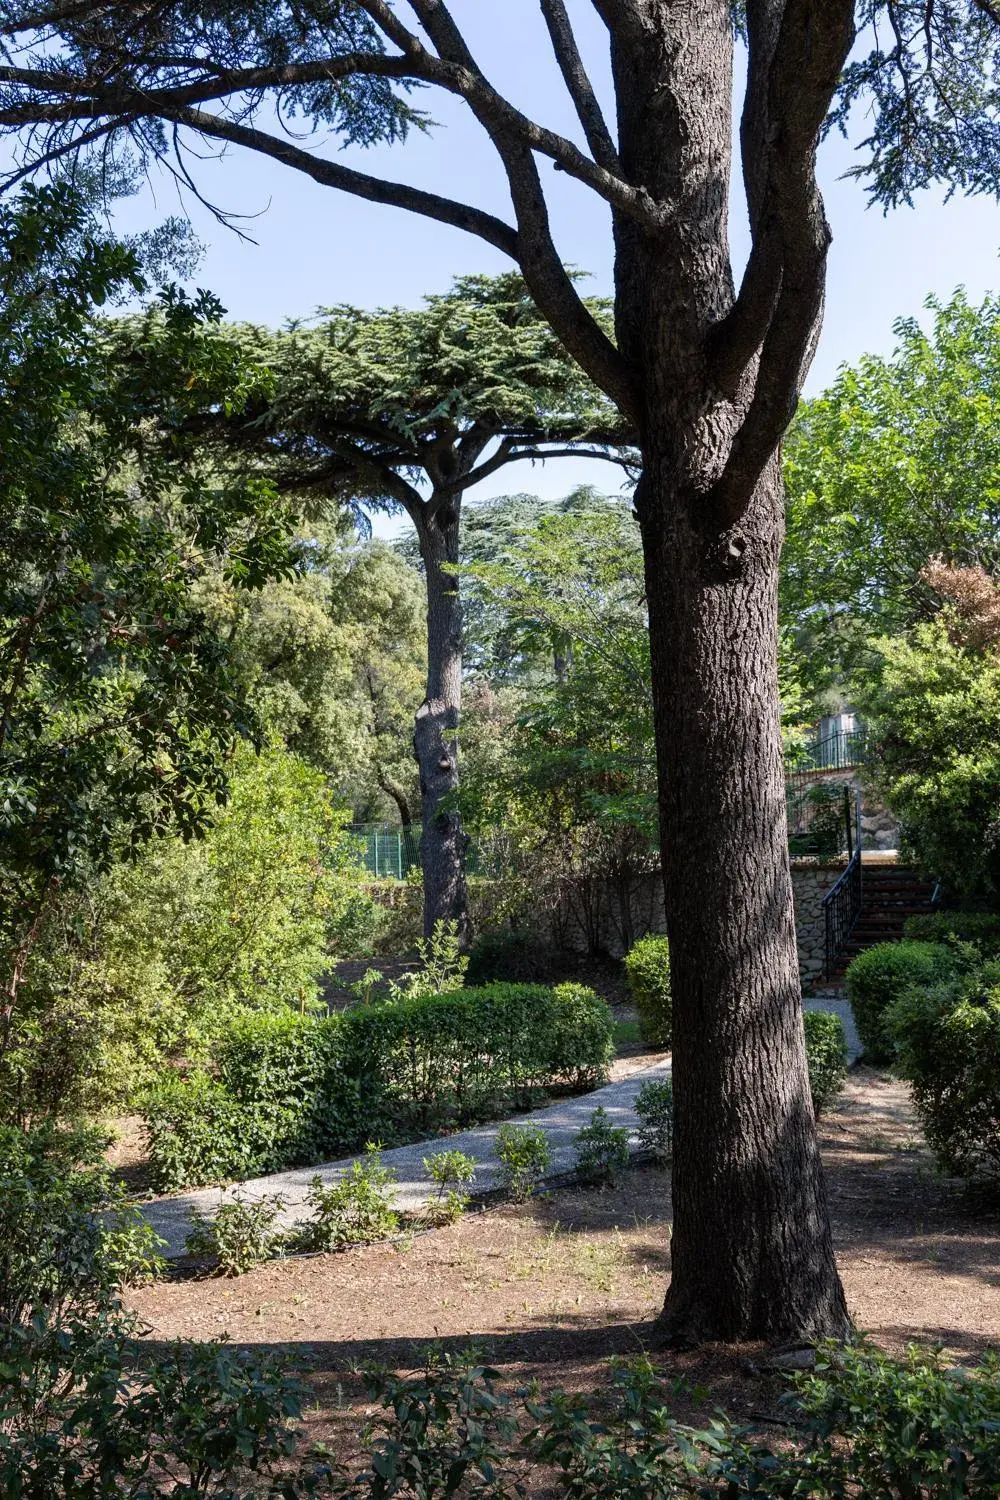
[
  {"left": 144, "top": 982, "right": 613, "bottom": 1191},
  {"left": 902, "top": 909, "right": 1000, "bottom": 953}
]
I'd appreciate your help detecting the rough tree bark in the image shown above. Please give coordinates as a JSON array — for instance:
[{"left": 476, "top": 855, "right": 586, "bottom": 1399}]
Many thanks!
[
  {"left": 611, "top": 2, "right": 851, "bottom": 1343},
  {"left": 412, "top": 494, "right": 470, "bottom": 944}
]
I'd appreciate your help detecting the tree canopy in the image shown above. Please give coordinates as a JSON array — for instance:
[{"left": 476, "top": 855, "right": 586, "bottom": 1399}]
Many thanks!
[
  {"left": 784, "top": 290, "right": 1000, "bottom": 662},
  {"left": 0, "top": 181, "right": 296, "bottom": 1012}
]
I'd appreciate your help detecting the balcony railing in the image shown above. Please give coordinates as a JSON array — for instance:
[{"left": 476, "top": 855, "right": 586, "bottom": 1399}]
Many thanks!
[{"left": 787, "top": 728, "right": 867, "bottom": 781}]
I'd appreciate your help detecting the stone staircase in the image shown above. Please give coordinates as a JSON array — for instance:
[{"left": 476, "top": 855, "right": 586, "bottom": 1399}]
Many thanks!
[{"left": 829, "top": 863, "right": 936, "bottom": 980}]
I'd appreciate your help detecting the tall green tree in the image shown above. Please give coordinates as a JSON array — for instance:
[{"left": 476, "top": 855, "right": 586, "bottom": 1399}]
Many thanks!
[
  {"left": 0, "top": 182, "right": 295, "bottom": 1052},
  {"left": 783, "top": 290, "right": 1000, "bottom": 696},
  {"left": 7, "top": 0, "right": 1000, "bottom": 1342},
  {"left": 157, "top": 275, "right": 628, "bottom": 942},
  {"left": 210, "top": 534, "right": 426, "bottom": 820}
]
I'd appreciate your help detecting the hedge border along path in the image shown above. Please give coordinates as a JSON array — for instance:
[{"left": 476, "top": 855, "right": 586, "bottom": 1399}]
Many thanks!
[{"left": 140, "top": 997, "right": 855, "bottom": 1258}]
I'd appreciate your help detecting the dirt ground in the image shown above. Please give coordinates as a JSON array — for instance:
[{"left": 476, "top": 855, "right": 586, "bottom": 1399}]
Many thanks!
[{"left": 129, "top": 1067, "right": 1000, "bottom": 1455}]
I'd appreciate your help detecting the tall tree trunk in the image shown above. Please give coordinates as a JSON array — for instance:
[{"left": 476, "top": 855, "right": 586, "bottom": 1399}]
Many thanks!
[
  {"left": 610, "top": 4, "right": 849, "bottom": 1344},
  {"left": 413, "top": 496, "right": 470, "bottom": 943},
  {"left": 638, "top": 447, "right": 849, "bottom": 1345}
]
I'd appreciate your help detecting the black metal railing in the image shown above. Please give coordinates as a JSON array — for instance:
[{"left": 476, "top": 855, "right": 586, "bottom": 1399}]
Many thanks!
[
  {"left": 821, "top": 791, "right": 864, "bottom": 977},
  {"left": 787, "top": 728, "right": 867, "bottom": 782}
]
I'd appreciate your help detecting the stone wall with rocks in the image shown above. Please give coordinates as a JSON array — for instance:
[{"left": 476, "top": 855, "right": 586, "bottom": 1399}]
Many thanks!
[
  {"left": 789, "top": 765, "right": 900, "bottom": 852},
  {"left": 362, "top": 858, "right": 850, "bottom": 988},
  {"left": 790, "top": 857, "right": 849, "bottom": 987}
]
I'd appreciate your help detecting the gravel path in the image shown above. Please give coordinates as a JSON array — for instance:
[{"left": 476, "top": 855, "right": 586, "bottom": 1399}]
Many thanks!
[{"left": 144, "top": 996, "right": 858, "bottom": 1258}]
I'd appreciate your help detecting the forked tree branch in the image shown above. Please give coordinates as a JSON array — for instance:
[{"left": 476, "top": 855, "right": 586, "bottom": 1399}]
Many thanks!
[
  {"left": 538, "top": 0, "right": 621, "bottom": 172},
  {"left": 707, "top": 0, "right": 855, "bottom": 522}
]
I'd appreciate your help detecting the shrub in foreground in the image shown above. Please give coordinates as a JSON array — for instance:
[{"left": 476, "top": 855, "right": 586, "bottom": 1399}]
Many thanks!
[
  {"left": 496, "top": 1123, "right": 552, "bottom": 1201},
  {"left": 144, "top": 982, "right": 613, "bottom": 1191},
  {"left": 889, "top": 963, "right": 1000, "bottom": 1187},
  {"left": 574, "top": 1106, "right": 630, "bottom": 1184},
  {"left": 845, "top": 939, "right": 958, "bottom": 1061},
  {"left": 803, "top": 1010, "right": 848, "bottom": 1115},
  {"left": 338, "top": 1342, "right": 1000, "bottom": 1498},
  {"left": 623, "top": 934, "right": 672, "bottom": 1048},
  {"left": 635, "top": 1077, "right": 674, "bottom": 1161}
]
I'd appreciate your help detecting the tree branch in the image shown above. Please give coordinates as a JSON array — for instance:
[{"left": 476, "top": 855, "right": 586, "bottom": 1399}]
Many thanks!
[
  {"left": 538, "top": 0, "right": 620, "bottom": 172},
  {"left": 709, "top": 0, "right": 855, "bottom": 403},
  {"left": 154, "top": 103, "right": 522, "bottom": 258}
]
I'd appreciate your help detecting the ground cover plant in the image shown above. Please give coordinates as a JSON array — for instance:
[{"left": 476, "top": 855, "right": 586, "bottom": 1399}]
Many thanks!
[{"left": 144, "top": 982, "right": 613, "bottom": 1191}]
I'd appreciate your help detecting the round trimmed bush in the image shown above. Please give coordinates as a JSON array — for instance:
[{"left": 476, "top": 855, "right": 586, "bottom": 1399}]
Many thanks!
[
  {"left": 623, "top": 934, "right": 671, "bottom": 1048},
  {"left": 845, "top": 941, "right": 958, "bottom": 1062},
  {"left": 889, "top": 963, "right": 1000, "bottom": 1185}
]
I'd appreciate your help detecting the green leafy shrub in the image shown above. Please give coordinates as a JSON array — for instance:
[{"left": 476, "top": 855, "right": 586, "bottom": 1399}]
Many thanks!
[
  {"left": 423, "top": 1149, "right": 476, "bottom": 1226},
  {"left": 574, "top": 1106, "right": 630, "bottom": 1185},
  {"left": 290, "top": 1148, "right": 399, "bottom": 1251},
  {"left": 7, "top": 744, "right": 380, "bottom": 1129},
  {"left": 773, "top": 1341, "right": 1000, "bottom": 1497},
  {"left": 634, "top": 1077, "right": 673, "bottom": 1162},
  {"left": 904, "top": 909, "right": 1000, "bottom": 954},
  {"left": 347, "top": 1354, "right": 519, "bottom": 1499},
  {"left": 845, "top": 939, "right": 958, "bottom": 1061},
  {"left": 143, "top": 1072, "right": 268, "bottom": 1191},
  {"left": 623, "top": 934, "right": 671, "bottom": 1048},
  {"left": 803, "top": 1010, "right": 848, "bottom": 1115},
  {"left": 388, "top": 918, "right": 469, "bottom": 999},
  {"left": 889, "top": 963, "right": 1000, "bottom": 1187},
  {"left": 495, "top": 1123, "right": 552, "bottom": 1201},
  {"left": 185, "top": 1193, "right": 286, "bottom": 1277},
  {"left": 338, "top": 1343, "right": 1000, "bottom": 1499},
  {"left": 144, "top": 982, "right": 613, "bottom": 1190}
]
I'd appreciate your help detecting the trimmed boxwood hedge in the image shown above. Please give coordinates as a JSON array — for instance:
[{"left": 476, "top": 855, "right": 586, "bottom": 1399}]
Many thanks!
[
  {"left": 888, "top": 963, "right": 1000, "bottom": 1186},
  {"left": 144, "top": 982, "right": 613, "bottom": 1191},
  {"left": 844, "top": 941, "right": 959, "bottom": 1062},
  {"left": 902, "top": 910, "right": 1000, "bottom": 954}
]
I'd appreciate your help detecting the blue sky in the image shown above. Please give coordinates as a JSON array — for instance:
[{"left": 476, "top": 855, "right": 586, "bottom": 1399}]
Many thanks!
[{"left": 104, "top": 3, "right": 1000, "bottom": 528}]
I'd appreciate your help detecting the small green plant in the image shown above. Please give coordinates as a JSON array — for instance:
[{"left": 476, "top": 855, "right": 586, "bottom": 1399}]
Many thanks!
[
  {"left": 389, "top": 919, "right": 469, "bottom": 1001},
  {"left": 350, "top": 966, "right": 386, "bottom": 1005},
  {"left": 423, "top": 1149, "right": 476, "bottom": 1225},
  {"left": 100, "top": 1202, "right": 167, "bottom": 1287},
  {"left": 184, "top": 1192, "right": 285, "bottom": 1277},
  {"left": 623, "top": 934, "right": 672, "bottom": 1048},
  {"left": 348, "top": 1353, "right": 519, "bottom": 1500},
  {"left": 574, "top": 1106, "right": 630, "bottom": 1185},
  {"left": 291, "top": 1146, "right": 399, "bottom": 1250},
  {"left": 495, "top": 1122, "right": 552, "bottom": 1201},
  {"left": 803, "top": 1010, "right": 848, "bottom": 1116},
  {"left": 634, "top": 1076, "right": 674, "bottom": 1161}
]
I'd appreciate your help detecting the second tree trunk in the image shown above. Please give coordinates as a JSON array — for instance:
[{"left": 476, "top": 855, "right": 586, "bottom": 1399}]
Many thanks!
[{"left": 413, "top": 500, "right": 470, "bottom": 944}]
